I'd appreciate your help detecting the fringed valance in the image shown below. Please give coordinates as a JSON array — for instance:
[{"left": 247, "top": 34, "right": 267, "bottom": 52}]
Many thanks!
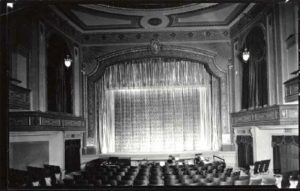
[{"left": 272, "top": 136, "right": 299, "bottom": 147}]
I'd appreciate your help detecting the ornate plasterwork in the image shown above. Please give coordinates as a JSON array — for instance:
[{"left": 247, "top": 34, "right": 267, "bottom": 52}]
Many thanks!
[
  {"left": 58, "top": 5, "right": 143, "bottom": 31},
  {"left": 81, "top": 29, "right": 230, "bottom": 45},
  {"left": 168, "top": 3, "right": 248, "bottom": 27},
  {"left": 231, "top": 104, "right": 299, "bottom": 127},
  {"left": 149, "top": 39, "right": 161, "bottom": 55},
  {"left": 43, "top": 7, "right": 231, "bottom": 45},
  {"left": 41, "top": 7, "right": 82, "bottom": 43},
  {"left": 230, "top": 4, "right": 267, "bottom": 39},
  {"left": 85, "top": 45, "right": 230, "bottom": 146},
  {"left": 9, "top": 111, "right": 85, "bottom": 131}
]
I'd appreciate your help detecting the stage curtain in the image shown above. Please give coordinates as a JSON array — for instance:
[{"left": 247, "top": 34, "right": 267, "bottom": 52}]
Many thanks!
[{"left": 95, "top": 58, "right": 221, "bottom": 153}]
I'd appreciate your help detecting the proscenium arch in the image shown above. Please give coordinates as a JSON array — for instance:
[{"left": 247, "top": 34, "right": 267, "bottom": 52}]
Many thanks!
[{"left": 86, "top": 45, "right": 228, "bottom": 152}]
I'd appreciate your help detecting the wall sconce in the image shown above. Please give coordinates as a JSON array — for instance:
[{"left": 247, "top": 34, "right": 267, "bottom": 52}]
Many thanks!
[
  {"left": 64, "top": 55, "right": 72, "bottom": 68},
  {"left": 7, "top": 3, "right": 14, "bottom": 9},
  {"left": 242, "top": 48, "right": 250, "bottom": 62}
]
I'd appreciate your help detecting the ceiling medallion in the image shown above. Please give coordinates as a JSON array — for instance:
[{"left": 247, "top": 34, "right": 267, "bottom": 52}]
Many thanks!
[{"left": 149, "top": 39, "right": 161, "bottom": 55}]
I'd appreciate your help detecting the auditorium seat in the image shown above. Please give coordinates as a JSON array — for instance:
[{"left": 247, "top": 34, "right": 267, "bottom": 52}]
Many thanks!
[
  {"left": 63, "top": 178, "right": 75, "bottom": 186},
  {"left": 134, "top": 179, "right": 149, "bottom": 186},
  {"left": 261, "top": 176, "right": 276, "bottom": 185},
  {"left": 206, "top": 173, "right": 214, "bottom": 179},
  {"left": 225, "top": 177, "right": 234, "bottom": 184},
  {"left": 204, "top": 180, "right": 215, "bottom": 186},
  {"left": 253, "top": 161, "right": 261, "bottom": 174},
  {"left": 213, "top": 177, "right": 221, "bottom": 185},
  {"left": 27, "top": 166, "right": 46, "bottom": 187},
  {"left": 234, "top": 179, "right": 249, "bottom": 185},
  {"left": 110, "top": 179, "right": 118, "bottom": 186},
  {"left": 95, "top": 179, "right": 102, "bottom": 186},
  {"left": 120, "top": 179, "right": 133, "bottom": 186},
  {"left": 219, "top": 181, "right": 232, "bottom": 185},
  {"left": 199, "top": 177, "right": 207, "bottom": 185},
  {"left": 249, "top": 178, "right": 262, "bottom": 185},
  {"left": 8, "top": 169, "right": 29, "bottom": 187}
]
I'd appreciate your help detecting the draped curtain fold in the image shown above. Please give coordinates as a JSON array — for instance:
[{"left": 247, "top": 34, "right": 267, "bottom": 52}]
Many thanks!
[
  {"left": 236, "top": 136, "right": 253, "bottom": 168},
  {"left": 95, "top": 58, "right": 221, "bottom": 153},
  {"left": 241, "top": 26, "right": 268, "bottom": 109}
]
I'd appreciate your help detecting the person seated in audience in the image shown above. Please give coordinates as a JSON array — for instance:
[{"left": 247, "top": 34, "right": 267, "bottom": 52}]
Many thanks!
[
  {"left": 167, "top": 155, "right": 175, "bottom": 165},
  {"left": 194, "top": 154, "right": 205, "bottom": 166}
]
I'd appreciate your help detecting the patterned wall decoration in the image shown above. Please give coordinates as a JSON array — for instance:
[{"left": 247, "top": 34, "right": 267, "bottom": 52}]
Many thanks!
[
  {"left": 9, "top": 111, "right": 85, "bottom": 131},
  {"left": 85, "top": 44, "right": 230, "bottom": 150},
  {"left": 81, "top": 29, "right": 230, "bottom": 45}
]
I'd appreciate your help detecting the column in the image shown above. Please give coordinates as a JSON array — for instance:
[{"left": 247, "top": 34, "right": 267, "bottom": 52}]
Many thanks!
[
  {"left": 38, "top": 22, "right": 46, "bottom": 112},
  {"left": 73, "top": 46, "right": 81, "bottom": 116}
]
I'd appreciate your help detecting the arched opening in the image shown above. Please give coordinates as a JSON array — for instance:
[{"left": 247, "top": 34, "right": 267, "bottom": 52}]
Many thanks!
[
  {"left": 94, "top": 57, "right": 221, "bottom": 153},
  {"left": 46, "top": 34, "right": 73, "bottom": 113},
  {"left": 241, "top": 26, "right": 268, "bottom": 109}
]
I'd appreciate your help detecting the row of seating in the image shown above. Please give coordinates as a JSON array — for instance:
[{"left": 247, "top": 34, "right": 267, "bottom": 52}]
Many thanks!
[
  {"left": 75, "top": 161, "right": 253, "bottom": 186},
  {"left": 8, "top": 161, "right": 299, "bottom": 188},
  {"left": 9, "top": 165, "right": 62, "bottom": 187},
  {"left": 253, "top": 159, "right": 270, "bottom": 174}
]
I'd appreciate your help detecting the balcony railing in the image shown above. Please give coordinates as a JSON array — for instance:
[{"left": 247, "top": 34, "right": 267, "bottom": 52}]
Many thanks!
[
  {"left": 231, "top": 105, "right": 298, "bottom": 127},
  {"left": 9, "top": 111, "right": 85, "bottom": 131}
]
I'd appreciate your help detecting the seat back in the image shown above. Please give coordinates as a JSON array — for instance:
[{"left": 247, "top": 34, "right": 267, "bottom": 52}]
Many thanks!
[
  {"left": 253, "top": 161, "right": 261, "bottom": 174},
  {"left": 234, "top": 179, "right": 249, "bottom": 185},
  {"left": 27, "top": 166, "right": 46, "bottom": 186},
  {"left": 249, "top": 178, "right": 262, "bottom": 185},
  {"left": 262, "top": 160, "right": 271, "bottom": 173},
  {"left": 8, "top": 169, "right": 28, "bottom": 187},
  {"left": 220, "top": 181, "right": 231, "bottom": 185}
]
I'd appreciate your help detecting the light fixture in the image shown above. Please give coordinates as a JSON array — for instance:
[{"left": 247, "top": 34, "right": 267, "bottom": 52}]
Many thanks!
[
  {"left": 242, "top": 48, "right": 250, "bottom": 62},
  {"left": 64, "top": 55, "right": 72, "bottom": 68},
  {"left": 7, "top": 3, "right": 14, "bottom": 9}
]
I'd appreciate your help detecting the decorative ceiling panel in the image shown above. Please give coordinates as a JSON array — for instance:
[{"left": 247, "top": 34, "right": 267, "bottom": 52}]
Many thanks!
[
  {"left": 169, "top": 3, "right": 248, "bottom": 27},
  {"left": 71, "top": 10, "right": 132, "bottom": 26},
  {"left": 57, "top": 5, "right": 142, "bottom": 30}
]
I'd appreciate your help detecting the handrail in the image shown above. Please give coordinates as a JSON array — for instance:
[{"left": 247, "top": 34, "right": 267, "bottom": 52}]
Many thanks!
[{"left": 213, "top": 155, "right": 225, "bottom": 162}]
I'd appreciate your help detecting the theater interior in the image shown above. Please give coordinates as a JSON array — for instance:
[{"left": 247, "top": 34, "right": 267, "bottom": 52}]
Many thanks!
[{"left": 2, "top": 0, "right": 299, "bottom": 190}]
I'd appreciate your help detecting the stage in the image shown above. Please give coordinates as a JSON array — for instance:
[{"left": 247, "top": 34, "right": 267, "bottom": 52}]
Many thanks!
[{"left": 81, "top": 150, "right": 236, "bottom": 168}]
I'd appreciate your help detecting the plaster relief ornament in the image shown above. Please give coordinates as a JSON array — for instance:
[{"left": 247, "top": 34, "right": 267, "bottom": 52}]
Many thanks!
[{"left": 150, "top": 39, "right": 161, "bottom": 55}]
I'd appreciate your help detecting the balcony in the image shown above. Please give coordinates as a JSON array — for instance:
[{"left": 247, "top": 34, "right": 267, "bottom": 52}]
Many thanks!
[
  {"left": 284, "top": 70, "right": 299, "bottom": 103},
  {"left": 9, "top": 111, "right": 85, "bottom": 131},
  {"left": 231, "top": 104, "right": 298, "bottom": 127}
]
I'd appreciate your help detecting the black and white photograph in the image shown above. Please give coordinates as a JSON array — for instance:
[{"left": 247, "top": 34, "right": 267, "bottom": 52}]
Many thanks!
[{"left": 0, "top": 0, "right": 299, "bottom": 190}]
